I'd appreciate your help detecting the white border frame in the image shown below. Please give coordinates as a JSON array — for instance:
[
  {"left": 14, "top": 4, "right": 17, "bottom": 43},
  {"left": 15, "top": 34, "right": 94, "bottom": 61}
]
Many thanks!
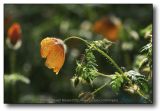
[{"left": 1, "top": 0, "right": 159, "bottom": 111}]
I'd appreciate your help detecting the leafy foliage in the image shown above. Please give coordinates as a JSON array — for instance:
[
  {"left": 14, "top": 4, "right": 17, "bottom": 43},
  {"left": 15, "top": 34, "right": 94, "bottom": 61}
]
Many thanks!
[
  {"left": 126, "top": 70, "right": 149, "bottom": 94},
  {"left": 74, "top": 48, "right": 98, "bottom": 85},
  {"left": 72, "top": 33, "right": 152, "bottom": 103},
  {"left": 140, "top": 25, "right": 152, "bottom": 67},
  {"left": 110, "top": 72, "right": 124, "bottom": 92},
  {"left": 90, "top": 39, "right": 112, "bottom": 51},
  {"left": 140, "top": 42, "right": 152, "bottom": 68},
  {"left": 72, "top": 39, "right": 112, "bottom": 86},
  {"left": 141, "top": 24, "right": 152, "bottom": 39},
  {"left": 136, "top": 25, "right": 152, "bottom": 79}
]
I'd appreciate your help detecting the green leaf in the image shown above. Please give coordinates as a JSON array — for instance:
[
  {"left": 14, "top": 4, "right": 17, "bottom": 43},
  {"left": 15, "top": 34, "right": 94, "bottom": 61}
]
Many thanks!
[
  {"left": 141, "top": 24, "right": 152, "bottom": 38},
  {"left": 90, "top": 39, "right": 112, "bottom": 50},
  {"left": 74, "top": 47, "right": 98, "bottom": 84},
  {"left": 110, "top": 72, "right": 124, "bottom": 93},
  {"left": 4, "top": 73, "right": 30, "bottom": 85},
  {"left": 126, "top": 70, "right": 149, "bottom": 94},
  {"left": 140, "top": 43, "right": 152, "bottom": 53}
]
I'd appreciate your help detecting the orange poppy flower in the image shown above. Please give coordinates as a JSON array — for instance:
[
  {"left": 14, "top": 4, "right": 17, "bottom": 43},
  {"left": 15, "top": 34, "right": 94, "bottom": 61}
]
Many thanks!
[
  {"left": 93, "top": 16, "right": 121, "bottom": 42},
  {"left": 7, "top": 23, "right": 21, "bottom": 45},
  {"left": 40, "top": 37, "right": 66, "bottom": 74}
]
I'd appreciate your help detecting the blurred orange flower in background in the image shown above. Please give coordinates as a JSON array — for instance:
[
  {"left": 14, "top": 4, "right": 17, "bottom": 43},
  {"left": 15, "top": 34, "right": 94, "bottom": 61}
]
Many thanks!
[
  {"left": 7, "top": 23, "right": 22, "bottom": 45},
  {"left": 93, "top": 16, "right": 121, "bottom": 42},
  {"left": 40, "top": 37, "right": 66, "bottom": 74}
]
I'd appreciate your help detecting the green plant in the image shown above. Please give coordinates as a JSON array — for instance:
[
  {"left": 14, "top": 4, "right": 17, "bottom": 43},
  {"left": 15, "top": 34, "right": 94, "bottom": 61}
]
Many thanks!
[{"left": 64, "top": 24, "right": 152, "bottom": 103}]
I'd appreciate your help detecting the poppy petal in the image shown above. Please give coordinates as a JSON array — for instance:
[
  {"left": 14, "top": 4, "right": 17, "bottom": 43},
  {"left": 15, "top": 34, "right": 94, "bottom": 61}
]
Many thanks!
[{"left": 40, "top": 37, "right": 66, "bottom": 75}]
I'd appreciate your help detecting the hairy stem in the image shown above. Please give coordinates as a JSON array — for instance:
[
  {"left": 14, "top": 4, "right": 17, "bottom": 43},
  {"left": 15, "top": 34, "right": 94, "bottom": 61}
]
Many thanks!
[
  {"left": 96, "top": 72, "right": 113, "bottom": 79},
  {"left": 64, "top": 36, "right": 90, "bottom": 45},
  {"left": 92, "top": 82, "right": 109, "bottom": 94},
  {"left": 64, "top": 36, "right": 123, "bottom": 74},
  {"left": 93, "top": 46, "right": 123, "bottom": 74}
]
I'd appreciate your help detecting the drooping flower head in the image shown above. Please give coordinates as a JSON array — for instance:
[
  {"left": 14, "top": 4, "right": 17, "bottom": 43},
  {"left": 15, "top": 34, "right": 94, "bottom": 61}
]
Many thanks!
[
  {"left": 40, "top": 37, "right": 66, "bottom": 74},
  {"left": 93, "top": 16, "right": 121, "bottom": 42}
]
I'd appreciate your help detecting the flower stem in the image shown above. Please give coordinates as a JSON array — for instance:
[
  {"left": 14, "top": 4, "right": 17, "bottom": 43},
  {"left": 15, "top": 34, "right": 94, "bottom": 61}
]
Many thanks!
[
  {"left": 64, "top": 36, "right": 123, "bottom": 74},
  {"left": 96, "top": 72, "right": 113, "bottom": 79},
  {"left": 10, "top": 50, "right": 16, "bottom": 73},
  {"left": 64, "top": 36, "right": 90, "bottom": 45},
  {"left": 93, "top": 46, "right": 123, "bottom": 74},
  {"left": 92, "top": 82, "right": 109, "bottom": 94}
]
